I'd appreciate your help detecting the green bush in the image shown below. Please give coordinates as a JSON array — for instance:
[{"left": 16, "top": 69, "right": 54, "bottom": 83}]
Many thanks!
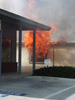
[{"left": 33, "top": 66, "right": 75, "bottom": 78}]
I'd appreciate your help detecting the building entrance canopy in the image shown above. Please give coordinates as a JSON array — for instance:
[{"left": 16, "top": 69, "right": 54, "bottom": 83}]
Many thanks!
[{"left": 0, "top": 9, "right": 51, "bottom": 76}]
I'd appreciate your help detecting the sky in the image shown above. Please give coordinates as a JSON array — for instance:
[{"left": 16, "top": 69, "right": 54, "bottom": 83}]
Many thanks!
[{"left": 0, "top": 0, "right": 75, "bottom": 42}]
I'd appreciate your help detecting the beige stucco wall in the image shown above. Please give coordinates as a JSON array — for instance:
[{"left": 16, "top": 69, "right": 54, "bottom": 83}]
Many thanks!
[
  {"left": 16, "top": 45, "right": 45, "bottom": 74},
  {"left": 47, "top": 46, "right": 75, "bottom": 67},
  {"left": 16, "top": 45, "right": 75, "bottom": 74}
]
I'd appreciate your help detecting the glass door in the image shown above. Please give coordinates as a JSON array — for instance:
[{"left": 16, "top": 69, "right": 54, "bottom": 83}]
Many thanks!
[{"left": 2, "top": 38, "right": 11, "bottom": 62}]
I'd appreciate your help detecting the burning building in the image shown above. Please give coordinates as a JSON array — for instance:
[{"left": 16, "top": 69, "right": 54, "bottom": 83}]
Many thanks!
[
  {"left": 17, "top": 26, "right": 75, "bottom": 74},
  {"left": 17, "top": 41, "right": 75, "bottom": 74},
  {"left": 0, "top": 9, "right": 51, "bottom": 76}
]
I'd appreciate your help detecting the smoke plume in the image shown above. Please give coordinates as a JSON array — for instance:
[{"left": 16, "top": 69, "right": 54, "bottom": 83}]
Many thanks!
[{"left": 0, "top": 0, "right": 75, "bottom": 42}]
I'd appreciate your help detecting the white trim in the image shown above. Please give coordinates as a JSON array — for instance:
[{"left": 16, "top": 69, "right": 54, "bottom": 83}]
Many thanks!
[{"left": 43, "top": 85, "right": 75, "bottom": 99}]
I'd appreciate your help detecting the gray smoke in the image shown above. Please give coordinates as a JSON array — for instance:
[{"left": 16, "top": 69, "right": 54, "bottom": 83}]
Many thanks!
[{"left": 0, "top": 0, "right": 75, "bottom": 42}]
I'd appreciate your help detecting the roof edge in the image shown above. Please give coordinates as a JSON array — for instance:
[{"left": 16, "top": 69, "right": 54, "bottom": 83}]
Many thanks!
[{"left": 0, "top": 9, "right": 51, "bottom": 30}]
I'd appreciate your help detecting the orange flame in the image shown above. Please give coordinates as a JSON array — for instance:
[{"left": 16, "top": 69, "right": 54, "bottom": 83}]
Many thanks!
[{"left": 25, "top": 26, "right": 57, "bottom": 60}]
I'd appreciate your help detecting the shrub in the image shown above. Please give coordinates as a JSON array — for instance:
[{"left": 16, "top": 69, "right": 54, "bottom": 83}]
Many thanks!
[{"left": 33, "top": 66, "right": 75, "bottom": 78}]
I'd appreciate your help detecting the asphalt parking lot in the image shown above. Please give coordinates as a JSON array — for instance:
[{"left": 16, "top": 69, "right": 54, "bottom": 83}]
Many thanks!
[{"left": 0, "top": 74, "right": 75, "bottom": 100}]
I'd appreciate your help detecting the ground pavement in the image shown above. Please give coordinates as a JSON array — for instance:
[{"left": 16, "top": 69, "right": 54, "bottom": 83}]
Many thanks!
[{"left": 0, "top": 74, "right": 75, "bottom": 100}]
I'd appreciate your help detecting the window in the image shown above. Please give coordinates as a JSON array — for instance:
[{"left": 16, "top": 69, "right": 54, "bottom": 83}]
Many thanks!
[
  {"left": 2, "top": 38, "right": 11, "bottom": 62},
  {"left": 29, "top": 53, "right": 47, "bottom": 64}
]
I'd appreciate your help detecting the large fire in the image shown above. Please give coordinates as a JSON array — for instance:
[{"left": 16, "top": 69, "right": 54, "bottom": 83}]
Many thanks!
[
  {"left": 24, "top": 0, "right": 67, "bottom": 61},
  {"left": 24, "top": 26, "right": 57, "bottom": 60}
]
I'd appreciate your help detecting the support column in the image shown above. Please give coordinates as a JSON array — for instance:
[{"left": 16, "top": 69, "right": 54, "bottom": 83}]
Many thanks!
[
  {"left": 53, "top": 48, "right": 54, "bottom": 67},
  {"left": 33, "top": 29, "right": 36, "bottom": 73},
  {"left": 0, "top": 31, "right": 2, "bottom": 76},
  {"left": 18, "top": 26, "right": 22, "bottom": 74}
]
